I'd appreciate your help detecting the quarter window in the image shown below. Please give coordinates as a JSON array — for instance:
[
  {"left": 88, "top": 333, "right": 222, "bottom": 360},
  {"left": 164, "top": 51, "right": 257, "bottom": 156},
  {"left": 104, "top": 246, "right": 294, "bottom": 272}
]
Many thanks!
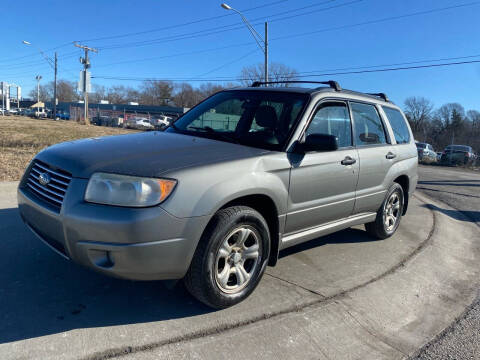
[
  {"left": 306, "top": 102, "right": 352, "bottom": 148},
  {"left": 351, "top": 102, "right": 387, "bottom": 145},
  {"left": 382, "top": 107, "right": 411, "bottom": 144}
]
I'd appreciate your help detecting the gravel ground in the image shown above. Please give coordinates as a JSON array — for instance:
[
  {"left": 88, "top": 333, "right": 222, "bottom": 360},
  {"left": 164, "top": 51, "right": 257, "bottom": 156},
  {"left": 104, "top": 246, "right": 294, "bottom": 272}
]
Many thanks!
[{"left": 412, "top": 165, "right": 480, "bottom": 360}]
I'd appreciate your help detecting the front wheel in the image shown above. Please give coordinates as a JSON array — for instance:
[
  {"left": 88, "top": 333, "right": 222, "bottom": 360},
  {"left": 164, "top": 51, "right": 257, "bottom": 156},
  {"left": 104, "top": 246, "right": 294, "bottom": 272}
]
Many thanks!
[
  {"left": 184, "top": 206, "right": 270, "bottom": 309},
  {"left": 365, "top": 183, "right": 404, "bottom": 240}
]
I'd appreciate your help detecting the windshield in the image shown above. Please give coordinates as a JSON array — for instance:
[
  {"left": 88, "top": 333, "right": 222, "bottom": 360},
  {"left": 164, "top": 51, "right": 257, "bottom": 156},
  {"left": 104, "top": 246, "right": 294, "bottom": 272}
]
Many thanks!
[
  {"left": 167, "top": 90, "right": 309, "bottom": 151},
  {"left": 416, "top": 143, "right": 426, "bottom": 149}
]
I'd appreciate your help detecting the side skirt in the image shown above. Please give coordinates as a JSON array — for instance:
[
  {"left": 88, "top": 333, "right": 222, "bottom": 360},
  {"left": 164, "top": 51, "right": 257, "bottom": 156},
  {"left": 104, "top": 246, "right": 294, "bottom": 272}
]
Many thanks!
[{"left": 279, "top": 212, "right": 377, "bottom": 250}]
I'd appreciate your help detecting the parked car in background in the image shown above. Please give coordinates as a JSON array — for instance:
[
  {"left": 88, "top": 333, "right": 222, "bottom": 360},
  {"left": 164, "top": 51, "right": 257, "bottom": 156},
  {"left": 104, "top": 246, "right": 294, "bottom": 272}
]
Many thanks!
[
  {"left": 7, "top": 109, "right": 18, "bottom": 115},
  {"left": 18, "top": 81, "right": 418, "bottom": 308},
  {"left": 415, "top": 142, "right": 437, "bottom": 163},
  {"left": 134, "top": 118, "right": 154, "bottom": 130},
  {"left": 441, "top": 145, "right": 476, "bottom": 165},
  {"left": 33, "top": 109, "right": 48, "bottom": 119},
  {"left": 21, "top": 109, "right": 34, "bottom": 117},
  {"left": 436, "top": 152, "right": 442, "bottom": 162},
  {"left": 58, "top": 111, "right": 70, "bottom": 120},
  {"left": 152, "top": 115, "right": 173, "bottom": 130}
]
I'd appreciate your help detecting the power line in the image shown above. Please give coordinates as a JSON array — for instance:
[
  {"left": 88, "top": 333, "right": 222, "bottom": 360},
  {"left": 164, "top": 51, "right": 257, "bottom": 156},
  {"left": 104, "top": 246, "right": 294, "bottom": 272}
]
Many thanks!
[
  {"left": 93, "top": 42, "right": 254, "bottom": 69},
  {"left": 79, "top": 0, "right": 294, "bottom": 43},
  {"left": 0, "top": 52, "right": 78, "bottom": 71},
  {"left": 84, "top": 1, "right": 480, "bottom": 72},
  {"left": 196, "top": 48, "right": 260, "bottom": 77},
  {"left": 0, "top": 42, "right": 73, "bottom": 65},
  {"left": 91, "top": 58, "right": 480, "bottom": 82},
  {"left": 96, "top": 0, "right": 357, "bottom": 50},
  {"left": 272, "top": 1, "right": 480, "bottom": 42},
  {"left": 91, "top": 0, "right": 478, "bottom": 53},
  {"left": 195, "top": 52, "right": 480, "bottom": 80}
]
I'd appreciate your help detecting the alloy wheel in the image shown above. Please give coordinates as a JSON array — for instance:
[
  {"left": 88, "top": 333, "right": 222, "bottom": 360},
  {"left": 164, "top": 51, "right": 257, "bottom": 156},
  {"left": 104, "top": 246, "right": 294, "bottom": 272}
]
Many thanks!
[
  {"left": 214, "top": 225, "right": 261, "bottom": 294},
  {"left": 383, "top": 192, "right": 401, "bottom": 232}
]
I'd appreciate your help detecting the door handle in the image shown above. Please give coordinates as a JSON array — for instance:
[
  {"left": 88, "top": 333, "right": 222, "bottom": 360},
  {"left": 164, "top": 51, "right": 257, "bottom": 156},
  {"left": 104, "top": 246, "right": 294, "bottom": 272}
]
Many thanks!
[
  {"left": 386, "top": 152, "right": 397, "bottom": 160},
  {"left": 341, "top": 156, "right": 356, "bottom": 165}
]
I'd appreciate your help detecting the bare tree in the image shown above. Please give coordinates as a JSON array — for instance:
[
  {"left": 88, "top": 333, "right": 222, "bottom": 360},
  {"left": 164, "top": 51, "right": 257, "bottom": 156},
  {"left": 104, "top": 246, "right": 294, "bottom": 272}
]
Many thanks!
[
  {"left": 239, "top": 63, "right": 298, "bottom": 86},
  {"left": 28, "top": 79, "right": 79, "bottom": 103},
  {"left": 28, "top": 85, "right": 51, "bottom": 102},
  {"left": 403, "top": 97, "right": 434, "bottom": 136},
  {"left": 466, "top": 110, "right": 480, "bottom": 152},
  {"left": 90, "top": 84, "right": 106, "bottom": 103},
  {"left": 172, "top": 83, "right": 201, "bottom": 108},
  {"left": 55, "top": 80, "right": 80, "bottom": 102},
  {"left": 139, "top": 80, "right": 173, "bottom": 106},
  {"left": 435, "top": 103, "right": 465, "bottom": 128}
]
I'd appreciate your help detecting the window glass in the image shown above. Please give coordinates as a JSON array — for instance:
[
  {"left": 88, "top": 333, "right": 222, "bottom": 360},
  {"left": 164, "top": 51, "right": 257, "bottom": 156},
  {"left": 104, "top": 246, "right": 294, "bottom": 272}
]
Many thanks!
[
  {"left": 169, "top": 91, "right": 308, "bottom": 150},
  {"left": 187, "top": 98, "right": 243, "bottom": 131},
  {"left": 351, "top": 102, "right": 387, "bottom": 145},
  {"left": 306, "top": 102, "right": 352, "bottom": 148},
  {"left": 251, "top": 101, "right": 284, "bottom": 131},
  {"left": 383, "top": 106, "right": 411, "bottom": 144}
]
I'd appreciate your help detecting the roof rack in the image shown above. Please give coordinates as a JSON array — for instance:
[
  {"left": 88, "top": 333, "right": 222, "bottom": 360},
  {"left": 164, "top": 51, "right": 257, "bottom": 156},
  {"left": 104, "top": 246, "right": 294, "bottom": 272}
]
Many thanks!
[
  {"left": 250, "top": 80, "right": 342, "bottom": 92},
  {"left": 366, "top": 92, "right": 390, "bottom": 102}
]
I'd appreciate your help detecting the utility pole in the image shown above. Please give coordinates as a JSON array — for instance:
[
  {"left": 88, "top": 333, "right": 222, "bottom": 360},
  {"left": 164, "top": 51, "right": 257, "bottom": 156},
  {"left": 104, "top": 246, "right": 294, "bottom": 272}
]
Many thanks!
[
  {"left": 264, "top": 22, "right": 268, "bottom": 84},
  {"left": 221, "top": 4, "right": 269, "bottom": 85},
  {"left": 53, "top": 52, "right": 57, "bottom": 120},
  {"left": 35, "top": 75, "right": 42, "bottom": 116},
  {"left": 74, "top": 43, "right": 98, "bottom": 125}
]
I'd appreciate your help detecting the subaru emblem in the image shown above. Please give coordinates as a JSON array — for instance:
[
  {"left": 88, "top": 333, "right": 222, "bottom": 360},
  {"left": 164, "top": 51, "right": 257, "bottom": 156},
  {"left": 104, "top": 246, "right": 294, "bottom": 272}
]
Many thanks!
[{"left": 38, "top": 172, "right": 51, "bottom": 186}]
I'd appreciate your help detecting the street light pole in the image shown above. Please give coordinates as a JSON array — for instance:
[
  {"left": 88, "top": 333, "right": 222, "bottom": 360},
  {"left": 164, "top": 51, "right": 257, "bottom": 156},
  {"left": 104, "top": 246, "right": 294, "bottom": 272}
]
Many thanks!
[
  {"left": 53, "top": 52, "right": 57, "bottom": 120},
  {"left": 264, "top": 22, "right": 268, "bottom": 83},
  {"left": 221, "top": 3, "right": 268, "bottom": 83},
  {"left": 22, "top": 41, "right": 57, "bottom": 119},
  {"left": 35, "top": 75, "right": 42, "bottom": 115}
]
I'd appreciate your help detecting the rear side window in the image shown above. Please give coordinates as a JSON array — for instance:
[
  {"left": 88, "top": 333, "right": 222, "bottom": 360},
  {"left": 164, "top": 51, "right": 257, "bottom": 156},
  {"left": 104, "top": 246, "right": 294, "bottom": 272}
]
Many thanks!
[
  {"left": 350, "top": 102, "right": 387, "bottom": 145},
  {"left": 383, "top": 107, "right": 411, "bottom": 144}
]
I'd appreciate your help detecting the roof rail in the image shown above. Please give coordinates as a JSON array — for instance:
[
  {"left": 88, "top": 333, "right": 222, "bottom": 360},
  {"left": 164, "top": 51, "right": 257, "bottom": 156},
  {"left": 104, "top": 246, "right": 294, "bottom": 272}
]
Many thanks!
[
  {"left": 367, "top": 92, "right": 390, "bottom": 102},
  {"left": 250, "top": 80, "right": 342, "bottom": 91}
]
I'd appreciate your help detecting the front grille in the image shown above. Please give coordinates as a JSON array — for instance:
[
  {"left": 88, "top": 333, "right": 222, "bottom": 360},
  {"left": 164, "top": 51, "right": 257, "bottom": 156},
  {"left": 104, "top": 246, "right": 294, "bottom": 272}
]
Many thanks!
[{"left": 26, "top": 161, "right": 72, "bottom": 210}]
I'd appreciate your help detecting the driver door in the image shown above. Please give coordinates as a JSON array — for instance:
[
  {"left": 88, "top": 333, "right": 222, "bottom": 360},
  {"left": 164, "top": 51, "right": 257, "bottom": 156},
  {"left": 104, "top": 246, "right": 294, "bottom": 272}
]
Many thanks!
[{"left": 285, "top": 100, "right": 359, "bottom": 235}]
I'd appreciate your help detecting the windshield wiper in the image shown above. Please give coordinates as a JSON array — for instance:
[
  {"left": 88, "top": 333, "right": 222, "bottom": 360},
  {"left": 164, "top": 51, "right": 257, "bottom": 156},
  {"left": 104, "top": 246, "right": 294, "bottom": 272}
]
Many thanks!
[{"left": 187, "top": 126, "right": 240, "bottom": 144}]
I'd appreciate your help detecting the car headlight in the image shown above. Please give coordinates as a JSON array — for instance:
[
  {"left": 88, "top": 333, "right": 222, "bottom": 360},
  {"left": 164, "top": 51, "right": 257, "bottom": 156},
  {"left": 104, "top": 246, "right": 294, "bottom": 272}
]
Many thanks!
[{"left": 85, "top": 173, "right": 177, "bottom": 207}]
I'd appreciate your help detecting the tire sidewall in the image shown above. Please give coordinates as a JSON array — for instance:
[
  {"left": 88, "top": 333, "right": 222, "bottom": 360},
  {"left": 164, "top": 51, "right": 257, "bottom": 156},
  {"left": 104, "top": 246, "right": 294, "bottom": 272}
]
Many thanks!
[
  {"left": 203, "top": 209, "right": 270, "bottom": 307},
  {"left": 382, "top": 184, "right": 404, "bottom": 236}
]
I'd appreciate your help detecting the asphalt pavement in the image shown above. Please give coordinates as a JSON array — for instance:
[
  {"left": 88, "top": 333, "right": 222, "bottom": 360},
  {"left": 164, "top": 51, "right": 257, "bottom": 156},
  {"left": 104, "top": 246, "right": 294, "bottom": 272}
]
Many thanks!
[
  {"left": 412, "top": 165, "right": 480, "bottom": 360},
  {"left": 0, "top": 168, "right": 479, "bottom": 359}
]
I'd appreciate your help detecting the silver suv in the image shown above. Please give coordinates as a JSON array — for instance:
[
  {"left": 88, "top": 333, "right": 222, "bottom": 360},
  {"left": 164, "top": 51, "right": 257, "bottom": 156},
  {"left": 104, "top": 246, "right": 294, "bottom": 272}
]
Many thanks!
[{"left": 18, "top": 81, "right": 418, "bottom": 308}]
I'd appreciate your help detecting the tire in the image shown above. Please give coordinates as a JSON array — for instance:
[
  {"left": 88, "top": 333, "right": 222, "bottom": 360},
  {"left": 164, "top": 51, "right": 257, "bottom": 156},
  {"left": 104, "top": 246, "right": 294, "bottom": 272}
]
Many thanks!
[
  {"left": 365, "top": 183, "right": 404, "bottom": 240},
  {"left": 184, "top": 206, "right": 270, "bottom": 309}
]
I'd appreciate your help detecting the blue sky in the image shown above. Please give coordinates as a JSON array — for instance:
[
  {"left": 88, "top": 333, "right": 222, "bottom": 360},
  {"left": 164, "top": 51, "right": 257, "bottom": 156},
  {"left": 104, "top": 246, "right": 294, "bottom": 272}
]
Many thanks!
[{"left": 2, "top": 0, "right": 480, "bottom": 111}]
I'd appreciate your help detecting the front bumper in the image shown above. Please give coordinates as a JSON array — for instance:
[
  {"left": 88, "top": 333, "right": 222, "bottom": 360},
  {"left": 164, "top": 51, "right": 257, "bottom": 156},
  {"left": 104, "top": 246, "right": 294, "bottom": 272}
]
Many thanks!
[{"left": 18, "top": 178, "right": 210, "bottom": 280}]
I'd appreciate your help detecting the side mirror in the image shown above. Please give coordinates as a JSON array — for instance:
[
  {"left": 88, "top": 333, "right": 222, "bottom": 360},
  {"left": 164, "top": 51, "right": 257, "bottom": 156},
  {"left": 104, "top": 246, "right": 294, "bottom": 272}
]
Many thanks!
[
  {"left": 359, "top": 133, "right": 380, "bottom": 144},
  {"left": 297, "top": 134, "right": 338, "bottom": 152}
]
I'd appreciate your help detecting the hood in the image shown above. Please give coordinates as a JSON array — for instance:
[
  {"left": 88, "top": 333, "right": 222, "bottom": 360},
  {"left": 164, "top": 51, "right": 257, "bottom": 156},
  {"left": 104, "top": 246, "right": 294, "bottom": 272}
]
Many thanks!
[{"left": 36, "top": 131, "right": 268, "bottom": 178}]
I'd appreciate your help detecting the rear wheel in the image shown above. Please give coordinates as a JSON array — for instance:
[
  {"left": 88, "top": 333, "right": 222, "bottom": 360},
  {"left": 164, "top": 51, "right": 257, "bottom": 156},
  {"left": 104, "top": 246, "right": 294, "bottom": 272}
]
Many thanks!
[
  {"left": 365, "top": 183, "right": 404, "bottom": 240},
  {"left": 184, "top": 206, "right": 270, "bottom": 309}
]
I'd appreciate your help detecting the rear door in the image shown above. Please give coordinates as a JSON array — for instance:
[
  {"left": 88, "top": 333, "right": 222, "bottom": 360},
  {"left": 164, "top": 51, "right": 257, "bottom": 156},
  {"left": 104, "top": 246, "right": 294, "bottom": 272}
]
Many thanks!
[
  {"left": 285, "top": 100, "right": 359, "bottom": 234},
  {"left": 350, "top": 101, "right": 396, "bottom": 214}
]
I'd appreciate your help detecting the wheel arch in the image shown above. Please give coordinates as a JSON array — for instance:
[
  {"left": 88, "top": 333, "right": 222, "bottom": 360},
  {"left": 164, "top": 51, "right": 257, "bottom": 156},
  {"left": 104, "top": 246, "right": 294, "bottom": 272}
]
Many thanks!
[
  {"left": 393, "top": 174, "right": 409, "bottom": 215},
  {"left": 218, "top": 194, "right": 281, "bottom": 267}
]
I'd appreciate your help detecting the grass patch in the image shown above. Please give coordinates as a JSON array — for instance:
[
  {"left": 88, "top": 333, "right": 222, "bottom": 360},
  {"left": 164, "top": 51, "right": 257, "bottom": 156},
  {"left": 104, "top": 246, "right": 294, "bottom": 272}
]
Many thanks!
[{"left": 0, "top": 116, "right": 135, "bottom": 181}]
